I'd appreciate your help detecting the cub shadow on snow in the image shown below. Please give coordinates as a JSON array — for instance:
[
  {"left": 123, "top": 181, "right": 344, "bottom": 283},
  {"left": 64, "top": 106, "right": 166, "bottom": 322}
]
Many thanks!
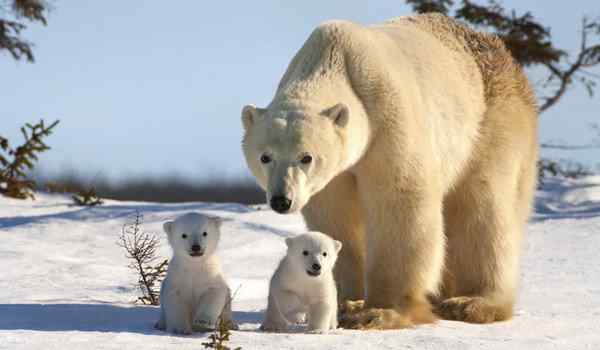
[
  {"left": 0, "top": 201, "right": 255, "bottom": 229},
  {"left": 0, "top": 304, "right": 263, "bottom": 335}
]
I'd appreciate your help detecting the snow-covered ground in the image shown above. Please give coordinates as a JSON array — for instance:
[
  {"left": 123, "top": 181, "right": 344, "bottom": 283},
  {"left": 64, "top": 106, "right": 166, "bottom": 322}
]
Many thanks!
[{"left": 1, "top": 177, "right": 600, "bottom": 349}]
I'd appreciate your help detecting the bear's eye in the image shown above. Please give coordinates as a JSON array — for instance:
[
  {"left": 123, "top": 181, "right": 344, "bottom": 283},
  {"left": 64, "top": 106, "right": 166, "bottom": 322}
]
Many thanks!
[
  {"left": 181, "top": 233, "right": 188, "bottom": 239},
  {"left": 302, "top": 250, "right": 309, "bottom": 256},
  {"left": 260, "top": 154, "right": 272, "bottom": 164},
  {"left": 203, "top": 232, "right": 208, "bottom": 237},
  {"left": 300, "top": 154, "right": 313, "bottom": 164},
  {"left": 323, "top": 252, "right": 327, "bottom": 257}
]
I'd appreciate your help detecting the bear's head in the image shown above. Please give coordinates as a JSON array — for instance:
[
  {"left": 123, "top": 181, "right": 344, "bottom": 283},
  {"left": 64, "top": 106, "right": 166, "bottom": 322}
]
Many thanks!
[
  {"left": 163, "top": 212, "right": 222, "bottom": 260},
  {"left": 284, "top": 231, "right": 342, "bottom": 278},
  {"left": 242, "top": 103, "right": 360, "bottom": 214}
]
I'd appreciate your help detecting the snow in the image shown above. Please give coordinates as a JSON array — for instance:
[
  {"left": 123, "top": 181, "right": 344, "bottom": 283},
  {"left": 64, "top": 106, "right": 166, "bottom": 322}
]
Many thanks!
[{"left": 1, "top": 177, "right": 600, "bottom": 349}]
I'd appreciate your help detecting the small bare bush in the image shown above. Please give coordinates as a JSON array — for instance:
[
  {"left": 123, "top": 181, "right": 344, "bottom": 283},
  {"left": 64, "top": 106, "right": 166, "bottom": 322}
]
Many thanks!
[{"left": 117, "top": 211, "right": 168, "bottom": 305}]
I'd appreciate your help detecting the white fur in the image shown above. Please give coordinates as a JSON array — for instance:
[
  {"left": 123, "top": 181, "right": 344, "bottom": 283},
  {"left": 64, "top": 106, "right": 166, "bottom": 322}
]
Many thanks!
[
  {"left": 261, "top": 232, "right": 342, "bottom": 333},
  {"left": 155, "top": 213, "right": 234, "bottom": 334},
  {"left": 242, "top": 14, "right": 538, "bottom": 327}
]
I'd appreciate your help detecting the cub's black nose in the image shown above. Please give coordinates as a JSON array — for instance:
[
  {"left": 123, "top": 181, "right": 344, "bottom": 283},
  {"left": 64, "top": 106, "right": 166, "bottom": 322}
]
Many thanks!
[
  {"left": 312, "top": 263, "right": 321, "bottom": 271},
  {"left": 270, "top": 196, "right": 292, "bottom": 213},
  {"left": 191, "top": 244, "right": 201, "bottom": 252}
]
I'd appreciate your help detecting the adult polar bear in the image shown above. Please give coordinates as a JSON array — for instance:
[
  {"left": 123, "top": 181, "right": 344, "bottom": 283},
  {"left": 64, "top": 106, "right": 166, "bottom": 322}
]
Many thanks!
[{"left": 241, "top": 14, "right": 538, "bottom": 329}]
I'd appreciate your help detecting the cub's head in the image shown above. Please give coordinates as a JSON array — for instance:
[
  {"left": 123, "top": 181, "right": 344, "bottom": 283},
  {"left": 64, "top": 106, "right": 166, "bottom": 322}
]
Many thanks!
[
  {"left": 241, "top": 103, "right": 352, "bottom": 214},
  {"left": 163, "top": 213, "right": 222, "bottom": 259},
  {"left": 284, "top": 232, "right": 342, "bottom": 278}
]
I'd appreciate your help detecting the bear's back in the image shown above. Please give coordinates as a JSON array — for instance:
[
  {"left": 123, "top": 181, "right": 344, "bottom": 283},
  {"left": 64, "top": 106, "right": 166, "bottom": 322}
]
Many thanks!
[{"left": 384, "top": 14, "right": 536, "bottom": 110}]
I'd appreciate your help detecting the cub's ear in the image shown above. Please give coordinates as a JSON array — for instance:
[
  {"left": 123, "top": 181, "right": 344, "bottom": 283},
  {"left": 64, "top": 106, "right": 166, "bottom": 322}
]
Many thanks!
[
  {"left": 211, "top": 216, "right": 223, "bottom": 229},
  {"left": 324, "top": 103, "right": 349, "bottom": 128},
  {"left": 241, "top": 104, "right": 266, "bottom": 130},
  {"left": 333, "top": 240, "right": 343, "bottom": 253},
  {"left": 163, "top": 221, "right": 173, "bottom": 235},
  {"left": 285, "top": 237, "right": 294, "bottom": 248}
]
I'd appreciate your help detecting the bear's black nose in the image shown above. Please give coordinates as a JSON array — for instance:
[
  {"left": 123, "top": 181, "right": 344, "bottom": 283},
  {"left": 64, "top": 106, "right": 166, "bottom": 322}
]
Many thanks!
[
  {"left": 312, "top": 263, "right": 321, "bottom": 271},
  {"left": 191, "top": 244, "right": 201, "bottom": 252},
  {"left": 270, "top": 196, "right": 292, "bottom": 213}
]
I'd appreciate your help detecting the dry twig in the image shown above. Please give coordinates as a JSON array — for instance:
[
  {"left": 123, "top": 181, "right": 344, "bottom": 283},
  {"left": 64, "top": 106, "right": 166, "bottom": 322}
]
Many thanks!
[{"left": 117, "top": 211, "right": 168, "bottom": 305}]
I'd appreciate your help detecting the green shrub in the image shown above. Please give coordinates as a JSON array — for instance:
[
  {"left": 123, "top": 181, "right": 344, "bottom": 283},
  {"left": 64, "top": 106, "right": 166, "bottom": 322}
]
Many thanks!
[{"left": 0, "top": 119, "right": 59, "bottom": 199}]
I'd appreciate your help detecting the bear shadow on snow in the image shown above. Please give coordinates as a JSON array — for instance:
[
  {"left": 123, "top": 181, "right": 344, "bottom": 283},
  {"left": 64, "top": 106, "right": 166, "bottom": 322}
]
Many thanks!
[{"left": 0, "top": 304, "right": 262, "bottom": 335}]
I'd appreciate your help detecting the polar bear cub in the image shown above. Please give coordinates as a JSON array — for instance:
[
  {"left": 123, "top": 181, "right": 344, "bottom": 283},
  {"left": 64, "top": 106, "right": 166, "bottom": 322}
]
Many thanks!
[
  {"left": 155, "top": 212, "right": 234, "bottom": 334},
  {"left": 261, "top": 231, "right": 342, "bottom": 333}
]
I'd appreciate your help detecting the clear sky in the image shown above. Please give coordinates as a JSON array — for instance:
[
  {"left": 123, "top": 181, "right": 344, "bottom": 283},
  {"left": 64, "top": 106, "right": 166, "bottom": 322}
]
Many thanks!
[{"left": 1, "top": 1, "right": 599, "bottom": 180}]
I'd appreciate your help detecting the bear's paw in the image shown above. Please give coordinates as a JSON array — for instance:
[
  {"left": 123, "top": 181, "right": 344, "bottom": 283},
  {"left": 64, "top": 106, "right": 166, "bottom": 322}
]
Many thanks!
[{"left": 339, "top": 299, "right": 436, "bottom": 330}]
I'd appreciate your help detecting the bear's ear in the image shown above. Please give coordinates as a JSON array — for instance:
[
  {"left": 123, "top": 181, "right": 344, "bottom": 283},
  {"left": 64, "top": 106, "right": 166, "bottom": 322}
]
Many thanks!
[
  {"left": 163, "top": 221, "right": 173, "bottom": 236},
  {"left": 333, "top": 240, "right": 342, "bottom": 253},
  {"left": 285, "top": 237, "right": 294, "bottom": 248},
  {"left": 241, "top": 104, "right": 265, "bottom": 130},
  {"left": 324, "top": 103, "right": 349, "bottom": 128}
]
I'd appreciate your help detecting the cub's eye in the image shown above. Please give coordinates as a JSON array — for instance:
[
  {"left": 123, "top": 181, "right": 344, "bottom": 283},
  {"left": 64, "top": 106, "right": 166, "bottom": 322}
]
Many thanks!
[
  {"left": 203, "top": 232, "right": 208, "bottom": 237},
  {"left": 260, "top": 154, "right": 272, "bottom": 164},
  {"left": 300, "top": 154, "right": 313, "bottom": 164},
  {"left": 181, "top": 233, "right": 188, "bottom": 239},
  {"left": 302, "top": 250, "right": 309, "bottom": 256},
  {"left": 323, "top": 252, "right": 328, "bottom": 257}
]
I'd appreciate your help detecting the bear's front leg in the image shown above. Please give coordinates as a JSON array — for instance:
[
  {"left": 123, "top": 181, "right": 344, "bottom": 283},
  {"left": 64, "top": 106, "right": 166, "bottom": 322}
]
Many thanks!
[
  {"left": 285, "top": 309, "right": 306, "bottom": 325},
  {"left": 302, "top": 172, "right": 366, "bottom": 303},
  {"left": 260, "top": 290, "right": 297, "bottom": 332},
  {"left": 154, "top": 305, "right": 166, "bottom": 331},
  {"left": 163, "top": 289, "right": 193, "bottom": 334},
  {"left": 341, "top": 177, "right": 444, "bottom": 329},
  {"left": 307, "top": 302, "right": 335, "bottom": 333},
  {"left": 192, "top": 287, "right": 228, "bottom": 332},
  {"left": 283, "top": 297, "right": 306, "bottom": 325}
]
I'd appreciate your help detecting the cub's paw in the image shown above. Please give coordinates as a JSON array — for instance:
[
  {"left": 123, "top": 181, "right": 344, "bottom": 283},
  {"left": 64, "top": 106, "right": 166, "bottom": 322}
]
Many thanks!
[
  {"left": 166, "top": 325, "right": 192, "bottom": 335},
  {"left": 192, "top": 319, "right": 215, "bottom": 332},
  {"left": 154, "top": 320, "right": 166, "bottom": 331},
  {"left": 286, "top": 312, "right": 306, "bottom": 324}
]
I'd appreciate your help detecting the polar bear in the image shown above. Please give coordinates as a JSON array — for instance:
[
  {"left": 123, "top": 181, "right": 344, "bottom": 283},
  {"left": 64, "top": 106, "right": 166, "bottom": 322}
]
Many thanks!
[
  {"left": 261, "top": 232, "right": 342, "bottom": 333},
  {"left": 155, "top": 213, "right": 235, "bottom": 334},
  {"left": 241, "top": 14, "right": 538, "bottom": 329}
]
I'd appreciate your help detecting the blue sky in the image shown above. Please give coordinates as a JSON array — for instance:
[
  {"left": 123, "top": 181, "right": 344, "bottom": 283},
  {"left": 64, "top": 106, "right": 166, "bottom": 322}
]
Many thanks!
[{"left": 1, "top": 1, "right": 599, "bottom": 180}]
